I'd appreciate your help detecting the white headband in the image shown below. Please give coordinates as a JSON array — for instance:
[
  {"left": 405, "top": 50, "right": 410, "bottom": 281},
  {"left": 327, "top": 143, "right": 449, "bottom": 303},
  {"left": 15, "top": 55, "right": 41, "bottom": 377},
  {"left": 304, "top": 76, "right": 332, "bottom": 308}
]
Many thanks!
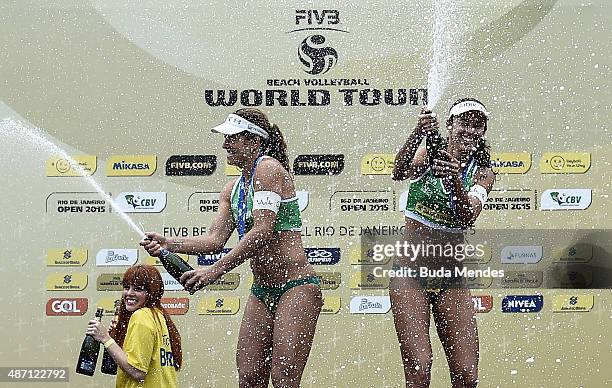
[
  {"left": 449, "top": 101, "right": 490, "bottom": 118},
  {"left": 211, "top": 114, "right": 269, "bottom": 140}
]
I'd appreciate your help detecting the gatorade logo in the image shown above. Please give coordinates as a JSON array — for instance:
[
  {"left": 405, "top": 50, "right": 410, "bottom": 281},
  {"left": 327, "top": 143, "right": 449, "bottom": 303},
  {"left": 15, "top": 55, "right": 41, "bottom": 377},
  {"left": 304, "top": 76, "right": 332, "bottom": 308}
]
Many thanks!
[
  {"left": 46, "top": 298, "right": 89, "bottom": 316},
  {"left": 161, "top": 298, "right": 190, "bottom": 315}
]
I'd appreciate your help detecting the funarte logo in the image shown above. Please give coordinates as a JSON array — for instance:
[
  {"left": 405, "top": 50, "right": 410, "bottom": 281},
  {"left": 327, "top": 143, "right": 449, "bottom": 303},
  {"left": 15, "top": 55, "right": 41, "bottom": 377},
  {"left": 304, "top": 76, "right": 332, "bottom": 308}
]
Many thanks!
[
  {"left": 106, "top": 155, "right": 156, "bottom": 176},
  {"left": 115, "top": 192, "right": 167, "bottom": 213}
]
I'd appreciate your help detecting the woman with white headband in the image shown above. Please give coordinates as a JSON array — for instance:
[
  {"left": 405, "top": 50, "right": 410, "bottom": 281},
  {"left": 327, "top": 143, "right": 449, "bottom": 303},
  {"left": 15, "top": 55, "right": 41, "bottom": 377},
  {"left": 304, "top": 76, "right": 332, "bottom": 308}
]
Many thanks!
[
  {"left": 141, "top": 108, "right": 322, "bottom": 388},
  {"left": 390, "top": 98, "right": 495, "bottom": 387}
]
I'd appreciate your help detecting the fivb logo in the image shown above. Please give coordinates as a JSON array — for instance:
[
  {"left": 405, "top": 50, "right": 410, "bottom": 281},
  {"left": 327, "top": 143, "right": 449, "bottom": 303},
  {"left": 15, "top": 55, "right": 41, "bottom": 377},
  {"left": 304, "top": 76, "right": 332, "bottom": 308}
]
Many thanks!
[
  {"left": 293, "top": 10, "right": 345, "bottom": 75},
  {"left": 114, "top": 192, "right": 166, "bottom": 213},
  {"left": 349, "top": 296, "right": 391, "bottom": 314},
  {"left": 298, "top": 35, "right": 338, "bottom": 75},
  {"left": 501, "top": 295, "right": 543, "bottom": 313},
  {"left": 501, "top": 246, "right": 543, "bottom": 264},
  {"left": 198, "top": 248, "right": 231, "bottom": 266},
  {"left": 96, "top": 249, "right": 138, "bottom": 266},
  {"left": 540, "top": 189, "right": 591, "bottom": 210},
  {"left": 305, "top": 248, "right": 341, "bottom": 265}
]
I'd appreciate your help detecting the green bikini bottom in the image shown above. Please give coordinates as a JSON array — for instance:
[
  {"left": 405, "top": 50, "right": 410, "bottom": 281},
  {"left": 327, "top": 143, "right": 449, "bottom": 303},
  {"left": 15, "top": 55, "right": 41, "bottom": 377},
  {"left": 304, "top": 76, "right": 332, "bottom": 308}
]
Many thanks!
[{"left": 251, "top": 276, "right": 321, "bottom": 314}]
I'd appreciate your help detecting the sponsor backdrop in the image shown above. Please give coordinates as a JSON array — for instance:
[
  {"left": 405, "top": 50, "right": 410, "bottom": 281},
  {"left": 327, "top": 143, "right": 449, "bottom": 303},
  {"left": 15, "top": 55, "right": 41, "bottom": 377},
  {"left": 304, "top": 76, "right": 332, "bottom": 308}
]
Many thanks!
[{"left": 1, "top": 0, "right": 610, "bottom": 387}]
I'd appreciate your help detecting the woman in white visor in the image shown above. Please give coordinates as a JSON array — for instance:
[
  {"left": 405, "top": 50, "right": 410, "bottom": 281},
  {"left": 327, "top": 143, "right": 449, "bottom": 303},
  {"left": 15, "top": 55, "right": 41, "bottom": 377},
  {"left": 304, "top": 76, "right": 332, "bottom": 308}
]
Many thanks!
[
  {"left": 141, "top": 108, "right": 321, "bottom": 388},
  {"left": 390, "top": 98, "right": 495, "bottom": 387}
]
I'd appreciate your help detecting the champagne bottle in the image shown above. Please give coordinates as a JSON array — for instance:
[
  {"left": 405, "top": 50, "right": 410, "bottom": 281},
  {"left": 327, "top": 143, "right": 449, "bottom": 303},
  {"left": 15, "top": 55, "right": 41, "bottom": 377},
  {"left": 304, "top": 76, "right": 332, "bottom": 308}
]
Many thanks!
[
  {"left": 100, "top": 301, "right": 120, "bottom": 375},
  {"left": 76, "top": 307, "right": 104, "bottom": 376},
  {"left": 425, "top": 121, "right": 448, "bottom": 166},
  {"left": 159, "top": 249, "right": 194, "bottom": 282}
]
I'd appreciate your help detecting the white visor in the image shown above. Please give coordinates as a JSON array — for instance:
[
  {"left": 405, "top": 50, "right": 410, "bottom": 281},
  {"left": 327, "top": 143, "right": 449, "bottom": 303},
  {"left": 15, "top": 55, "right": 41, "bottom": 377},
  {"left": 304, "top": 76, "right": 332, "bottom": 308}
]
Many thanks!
[
  {"left": 449, "top": 101, "right": 490, "bottom": 118},
  {"left": 211, "top": 114, "right": 269, "bottom": 139}
]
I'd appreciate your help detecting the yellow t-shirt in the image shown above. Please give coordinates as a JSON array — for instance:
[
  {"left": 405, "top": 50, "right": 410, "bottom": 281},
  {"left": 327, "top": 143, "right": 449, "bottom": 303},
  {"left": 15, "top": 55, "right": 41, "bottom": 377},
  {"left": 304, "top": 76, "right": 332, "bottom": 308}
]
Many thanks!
[{"left": 116, "top": 307, "right": 178, "bottom": 388}]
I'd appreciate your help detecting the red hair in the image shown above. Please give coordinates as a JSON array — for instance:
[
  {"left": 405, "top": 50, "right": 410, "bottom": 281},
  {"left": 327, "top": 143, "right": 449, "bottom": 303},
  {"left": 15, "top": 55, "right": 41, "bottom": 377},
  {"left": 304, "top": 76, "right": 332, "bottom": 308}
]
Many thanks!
[{"left": 109, "top": 264, "right": 182, "bottom": 370}]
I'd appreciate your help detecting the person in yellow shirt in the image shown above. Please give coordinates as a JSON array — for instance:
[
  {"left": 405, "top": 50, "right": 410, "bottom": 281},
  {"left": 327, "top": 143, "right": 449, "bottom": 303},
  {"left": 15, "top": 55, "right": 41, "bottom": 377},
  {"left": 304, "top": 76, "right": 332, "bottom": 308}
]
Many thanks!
[{"left": 86, "top": 264, "right": 182, "bottom": 388}]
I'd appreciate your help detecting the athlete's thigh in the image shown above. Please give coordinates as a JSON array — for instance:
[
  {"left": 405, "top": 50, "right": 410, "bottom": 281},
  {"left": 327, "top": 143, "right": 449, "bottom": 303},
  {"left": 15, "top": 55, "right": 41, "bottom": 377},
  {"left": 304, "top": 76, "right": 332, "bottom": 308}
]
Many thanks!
[
  {"left": 237, "top": 294, "right": 275, "bottom": 371},
  {"left": 389, "top": 277, "right": 433, "bottom": 358},
  {"left": 431, "top": 288, "right": 479, "bottom": 370},
  {"left": 271, "top": 284, "right": 322, "bottom": 367}
]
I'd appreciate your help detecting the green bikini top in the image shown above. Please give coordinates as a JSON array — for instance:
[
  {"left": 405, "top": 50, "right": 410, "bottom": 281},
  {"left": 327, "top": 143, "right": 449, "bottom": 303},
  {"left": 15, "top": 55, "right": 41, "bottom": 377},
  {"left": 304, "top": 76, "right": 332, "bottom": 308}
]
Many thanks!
[
  {"left": 229, "top": 157, "right": 302, "bottom": 235},
  {"left": 404, "top": 158, "right": 478, "bottom": 232}
]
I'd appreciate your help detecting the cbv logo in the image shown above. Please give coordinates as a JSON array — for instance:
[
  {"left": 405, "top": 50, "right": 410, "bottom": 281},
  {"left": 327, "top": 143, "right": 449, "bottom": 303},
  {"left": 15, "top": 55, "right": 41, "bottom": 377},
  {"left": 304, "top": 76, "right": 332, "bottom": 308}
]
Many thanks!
[
  {"left": 501, "top": 295, "right": 543, "bottom": 313},
  {"left": 198, "top": 248, "right": 231, "bottom": 266},
  {"left": 540, "top": 189, "right": 591, "bottom": 210},
  {"left": 295, "top": 10, "right": 340, "bottom": 25},
  {"left": 114, "top": 192, "right": 167, "bottom": 213},
  {"left": 305, "top": 248, "right": 341, "bottom": 265}
]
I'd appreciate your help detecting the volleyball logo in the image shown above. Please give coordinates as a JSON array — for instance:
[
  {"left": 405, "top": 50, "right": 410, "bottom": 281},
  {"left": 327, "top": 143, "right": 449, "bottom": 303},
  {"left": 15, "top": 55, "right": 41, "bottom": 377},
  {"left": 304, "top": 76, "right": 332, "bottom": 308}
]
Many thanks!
[{"left": 298, "top": 35, "right": 338, "bottom": 75}]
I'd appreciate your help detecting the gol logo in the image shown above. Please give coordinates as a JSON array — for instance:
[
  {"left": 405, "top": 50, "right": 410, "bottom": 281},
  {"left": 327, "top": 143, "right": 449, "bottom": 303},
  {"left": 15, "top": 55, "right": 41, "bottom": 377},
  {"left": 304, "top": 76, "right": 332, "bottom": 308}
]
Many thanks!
[{"left": 46, "top": 298, "right": 88, "bottom": 316}]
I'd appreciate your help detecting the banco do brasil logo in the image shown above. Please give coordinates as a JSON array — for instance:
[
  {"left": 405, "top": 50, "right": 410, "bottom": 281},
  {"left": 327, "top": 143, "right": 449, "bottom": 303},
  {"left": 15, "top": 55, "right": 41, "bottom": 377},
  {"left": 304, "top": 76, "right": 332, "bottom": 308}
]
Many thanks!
[{"left": 298, "top": 35, "right": 338, "bottom": 75}]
